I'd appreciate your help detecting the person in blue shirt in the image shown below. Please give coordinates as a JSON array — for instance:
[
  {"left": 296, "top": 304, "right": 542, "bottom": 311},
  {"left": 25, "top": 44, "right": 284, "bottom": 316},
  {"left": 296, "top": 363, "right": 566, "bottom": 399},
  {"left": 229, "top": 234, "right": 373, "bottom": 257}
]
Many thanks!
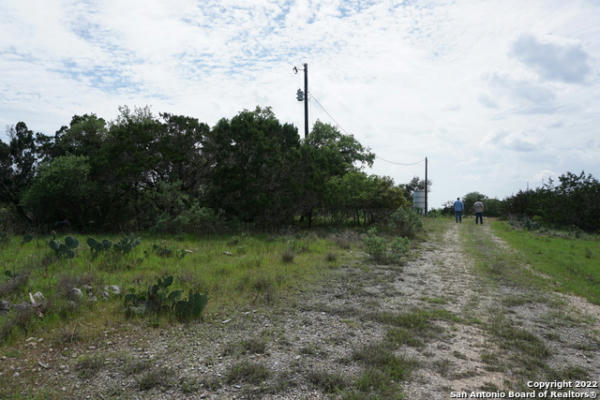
[{"left": 453, "top": 197, "right": 464, "bottom": 223}]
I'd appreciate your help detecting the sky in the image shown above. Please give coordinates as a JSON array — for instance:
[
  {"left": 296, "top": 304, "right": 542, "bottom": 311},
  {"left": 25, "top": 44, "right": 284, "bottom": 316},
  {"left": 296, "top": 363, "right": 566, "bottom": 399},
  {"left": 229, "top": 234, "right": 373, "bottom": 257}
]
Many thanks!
[{"left": 1, "top": 0, "right": 599, "bottom": 208}]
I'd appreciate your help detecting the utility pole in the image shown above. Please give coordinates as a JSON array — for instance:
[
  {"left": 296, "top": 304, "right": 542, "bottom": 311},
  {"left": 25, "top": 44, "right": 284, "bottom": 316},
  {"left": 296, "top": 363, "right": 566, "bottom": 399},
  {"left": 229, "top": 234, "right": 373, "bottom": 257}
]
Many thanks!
[
  {"left": 424, "top": 157, "right": 428, "bottom": 215},
  {"left": 293, "top": 63, "right": 309, "bottom": 138},
  {"left": 303, "top": 63, "right": 308, "bottom": 139}
]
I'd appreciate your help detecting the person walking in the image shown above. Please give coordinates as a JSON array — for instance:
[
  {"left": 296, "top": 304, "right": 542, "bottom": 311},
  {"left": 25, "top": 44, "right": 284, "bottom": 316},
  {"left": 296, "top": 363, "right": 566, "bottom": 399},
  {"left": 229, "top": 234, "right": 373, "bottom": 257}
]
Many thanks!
[
  {"left": 473, "top": 199, "right": 484, "bottom": 224},
  {"left": 453, "top": 197, "right": 464, "bottom": 223}
]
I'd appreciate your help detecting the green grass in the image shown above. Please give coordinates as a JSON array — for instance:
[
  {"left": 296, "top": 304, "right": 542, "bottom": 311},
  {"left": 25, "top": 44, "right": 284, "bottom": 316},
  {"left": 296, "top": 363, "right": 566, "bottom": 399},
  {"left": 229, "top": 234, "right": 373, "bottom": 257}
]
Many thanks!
[
  {"left": 492, "top": 220, "right": 600, "bottom": 304},
  {"left": 0, "top": 232, "right": 346, "bottom": 346}
]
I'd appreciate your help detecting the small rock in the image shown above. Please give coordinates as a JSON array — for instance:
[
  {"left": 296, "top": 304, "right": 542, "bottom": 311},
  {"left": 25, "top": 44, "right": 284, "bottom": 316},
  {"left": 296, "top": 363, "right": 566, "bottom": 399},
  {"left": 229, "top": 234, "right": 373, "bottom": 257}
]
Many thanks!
[
  {"left": 82, "top": 284, "right": 93, "bottom": 293},
  {"left": 70, "top": 288, "right": 83, "bottom": 300},
  {"left": 102, "top": 291, "right": 110, "bottom": 299},
  {"left": 223, "top": 251, "right": 233, "bottom": 256},
  {"left": 38, "top": 361, "right": 49, "bottom": 369},
  {"left": 233, "top": 384, "right": 242, "bottom": 389},
  {"left": 30, "top": 291, "right": 45, "bottom": 304},
  {"left": 13, "top": 372, "right": 20, "bottom": 377},
  {"left": 106, "top": 285, "right": 121, "bottom": 295},
  {"left": 222, "top": 319, "right": 231, "bottom": 324},
  {"left": 0, "top": 300, "right": 10, "bottom": 314}
]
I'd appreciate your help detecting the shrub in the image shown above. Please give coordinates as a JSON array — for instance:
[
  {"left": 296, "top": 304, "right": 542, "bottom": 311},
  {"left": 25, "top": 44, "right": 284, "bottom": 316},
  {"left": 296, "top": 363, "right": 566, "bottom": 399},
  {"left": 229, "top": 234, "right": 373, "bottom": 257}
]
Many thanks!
[
  {"left": 113, "top": 236, "right": 140, "bottom": 254},
  {"left": 281, "top": 248, "right": 295, "bottom": 263},
  {"left": 364, "top": 228, "right": 410, "bottom": 265},
  {"left": 87, "top": 237, "right": 112, "bottom": 258},
  {"left": 48, "top": 236, "right": 79, "bottom": 258},
  {"left": 389, "top": 207, "right": 423, "bottom": 238},
  {"left": 389, "top": 237, "right": 410, "bottom": 264},
  {"left": 225, "top": 360, "right": 270, "bottom": 384},
  {"left": 364, "top": 228, "right": 387, "bottom": 263},
  {"left": 124, "top": 275, "right": 208, "bottom": 322}
]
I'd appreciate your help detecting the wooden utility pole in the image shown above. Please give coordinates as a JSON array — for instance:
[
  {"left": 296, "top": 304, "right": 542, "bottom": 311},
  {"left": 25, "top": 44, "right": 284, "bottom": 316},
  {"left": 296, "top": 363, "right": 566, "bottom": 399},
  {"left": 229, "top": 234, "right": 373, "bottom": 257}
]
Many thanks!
[
  {"left": 424, "top": 157, "right": 428, "bottom": 215},
  {"left": 303, "top": 63, "right": 308, "bottom": 138}
]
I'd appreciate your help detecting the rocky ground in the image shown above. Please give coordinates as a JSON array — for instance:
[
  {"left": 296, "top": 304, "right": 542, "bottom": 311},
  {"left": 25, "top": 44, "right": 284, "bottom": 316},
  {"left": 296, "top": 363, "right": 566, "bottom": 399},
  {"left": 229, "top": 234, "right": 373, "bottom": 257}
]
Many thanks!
[{"left": 1, "top": 222, "right": 599, "bottom": 399}]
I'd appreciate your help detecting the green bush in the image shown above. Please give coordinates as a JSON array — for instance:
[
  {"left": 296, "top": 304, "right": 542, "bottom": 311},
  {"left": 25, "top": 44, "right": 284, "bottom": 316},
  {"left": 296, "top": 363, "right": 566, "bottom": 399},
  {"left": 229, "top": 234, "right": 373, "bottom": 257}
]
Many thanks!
[
  {"left": 49, "top": 236, "right": 79, "bottom": 258},
  {"left": 364, "top": 228, "right": 388, "bottom": 263},
  {"left": 389, "top": 207, "right": 423, "bottom": 238},
  {"left": 124, "top": 275, "right": 208, "bottom": 322},
  {"left": 364, "top": 228, "right": 409, "bottom": 265},
  {"left": 389, "top": 237, "right": 410, "bottom": 264}
]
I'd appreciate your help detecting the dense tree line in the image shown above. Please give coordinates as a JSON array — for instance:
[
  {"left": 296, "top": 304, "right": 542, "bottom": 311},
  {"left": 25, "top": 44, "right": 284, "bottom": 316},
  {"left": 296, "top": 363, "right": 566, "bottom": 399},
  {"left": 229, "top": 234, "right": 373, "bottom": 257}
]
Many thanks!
[
  {"left": 439, "top": 171, "right": 600, "bottom": 232},
  {"left": 502, "top": 171, "right": 600, "bottom": 232},
  {"left": 1, "top": 106, "right": 412, "bottom": 233}
]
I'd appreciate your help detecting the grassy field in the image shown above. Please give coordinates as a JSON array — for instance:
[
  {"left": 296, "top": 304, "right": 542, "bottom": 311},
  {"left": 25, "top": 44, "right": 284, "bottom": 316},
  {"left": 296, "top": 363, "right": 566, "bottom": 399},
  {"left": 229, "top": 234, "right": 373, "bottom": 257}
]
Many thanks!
[
  {"left": 0, "top": 231, "right": 350, "bottom": 347},
  {"left": 491, "top": 220, "right": 600, "bottom": 305}
]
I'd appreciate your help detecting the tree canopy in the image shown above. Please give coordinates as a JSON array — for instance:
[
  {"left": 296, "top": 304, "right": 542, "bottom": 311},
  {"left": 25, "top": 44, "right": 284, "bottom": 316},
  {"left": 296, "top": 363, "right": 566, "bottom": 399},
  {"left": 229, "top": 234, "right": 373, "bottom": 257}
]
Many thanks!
[{"left": 1, "top": 106, "right": 413, "bottom": 232}]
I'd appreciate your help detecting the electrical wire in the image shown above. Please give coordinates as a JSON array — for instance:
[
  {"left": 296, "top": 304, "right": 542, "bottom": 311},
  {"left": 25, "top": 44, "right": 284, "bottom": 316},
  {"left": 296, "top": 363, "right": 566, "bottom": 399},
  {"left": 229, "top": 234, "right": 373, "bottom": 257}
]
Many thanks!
[{"left": 308, "top": 93, "right": 425, "bottom": 167}]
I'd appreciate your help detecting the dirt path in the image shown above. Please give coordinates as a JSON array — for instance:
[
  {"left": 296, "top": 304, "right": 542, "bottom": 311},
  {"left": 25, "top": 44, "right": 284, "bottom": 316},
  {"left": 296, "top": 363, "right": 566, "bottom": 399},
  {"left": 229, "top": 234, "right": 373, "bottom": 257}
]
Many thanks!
[{"left": 3, "top": 222, "right": 599, "bottom": 399}]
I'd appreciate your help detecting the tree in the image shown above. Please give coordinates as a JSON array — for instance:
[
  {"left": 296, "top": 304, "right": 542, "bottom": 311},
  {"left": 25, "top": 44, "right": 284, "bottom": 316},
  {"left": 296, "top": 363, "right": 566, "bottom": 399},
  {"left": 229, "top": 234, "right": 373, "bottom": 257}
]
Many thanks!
[
  {"left": 0, "top": 122, "right": 39, "bottom": 221},
  {"left": 298, "top": 121, "right": 375, "bottom": 226},
  {"left": 399, "top": 177, "right": 432, "bottom": 204},
  {"left": 202, "top": 106, "right": 301, "bottom": 225},
  {"left": 21, "top": 155, "right": 97, "bottom": 228}
]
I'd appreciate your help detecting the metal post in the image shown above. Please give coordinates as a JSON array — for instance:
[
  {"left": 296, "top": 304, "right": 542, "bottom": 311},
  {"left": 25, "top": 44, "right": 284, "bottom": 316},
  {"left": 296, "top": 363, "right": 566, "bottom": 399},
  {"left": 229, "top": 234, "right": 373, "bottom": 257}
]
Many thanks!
[
  {"left": 424, "top": 157, "right": 428, "bottom": 215},
  {"left": 304, "top": 63, "right": 308, "bottom": 138}
]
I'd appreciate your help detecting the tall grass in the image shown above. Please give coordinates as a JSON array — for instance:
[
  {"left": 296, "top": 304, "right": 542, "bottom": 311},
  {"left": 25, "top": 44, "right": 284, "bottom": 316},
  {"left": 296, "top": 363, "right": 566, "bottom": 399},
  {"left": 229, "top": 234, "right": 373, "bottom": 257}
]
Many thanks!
[
  {"left": 491, "top": 220, "right": 600, "bottom": 305},
  {"left": 0, "top": 232, "right": 346, "bottom": 344}
]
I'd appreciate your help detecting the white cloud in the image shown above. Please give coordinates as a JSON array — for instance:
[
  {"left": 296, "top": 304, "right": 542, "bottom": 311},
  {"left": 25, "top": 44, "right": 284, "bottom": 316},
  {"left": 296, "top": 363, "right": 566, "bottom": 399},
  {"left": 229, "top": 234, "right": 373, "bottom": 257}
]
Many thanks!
[{"left": 1, "top": 0, "right": 600, "bottom": 207}]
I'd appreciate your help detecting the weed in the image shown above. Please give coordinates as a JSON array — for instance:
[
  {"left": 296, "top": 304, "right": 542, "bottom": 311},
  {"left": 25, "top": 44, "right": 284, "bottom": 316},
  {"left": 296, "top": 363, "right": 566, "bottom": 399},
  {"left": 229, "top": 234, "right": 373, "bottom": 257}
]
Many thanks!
[
  {"left": 351, "top": 342, "right": 415, "bottom": 381},
  {"left": 224, "top": 337, "right": 268, "bottom": 356},
  {"left": 137, "top": 366, "right": 175, "bottom": 390},
  {"left": 546, "top": 365, "right": 589, "bottom": 380},
  {"left": 432, "top": 358, "right": 453, "bottom": 377},
  {"left": 299, "top": 343, "right": 325, "bottom": 356},
  {"left": 74, "top": 354, "right": 105, "bottom": 379},
  {"left": 225, "top": 360, "right": 270, "bottom": 384},
  {"left": 490, "top": 316, "right": 550, "bottom": 359},
  {"left": 306, "top": 370, "right": 346, "bottom": 393},
  {"left": 385, "top": 327, "right": 424, "bottom": 348},
  {"left": 56, "top": 273, "right": 99, "bottom": 300},
  {"left": 480, "top": 382, "right": 500, "bottom": 391},
  {"left": 0, "top": 270, "right": 30, "bottom": 297},
  {"left": 335, "top": 237, "right": 351, "bottom": 249},
  {"left": 179, "top": 376, "right": 201, "bottom": 393},
  {"left": 199, "top": 375, "right": 223, "bottom": 390},
  {"left": 241, "top": 337, "right": 267, "bottom": 354},
  {"left": 151, "top": 242, "right": 174, "bottom": 257},
  {"left": 281, "top": 248, "right": 295, "bottom": 263},
  {"left": 480, "top": 352, "right": 504, "bottom": 372},
  {"left": 123, "top": 358, "right": 152, "bottom": 375},
  {"left": 56, "top": 325, "right": 82, "bottom": 345}
]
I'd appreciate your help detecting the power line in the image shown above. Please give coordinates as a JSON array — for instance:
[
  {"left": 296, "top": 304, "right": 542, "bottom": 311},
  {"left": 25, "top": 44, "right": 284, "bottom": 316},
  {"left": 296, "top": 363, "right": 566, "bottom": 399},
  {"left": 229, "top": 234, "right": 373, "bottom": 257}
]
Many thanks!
[
  {"left": 376, "top": 157, "right": 424, "bottom": 166},
  {"left": 309, "top": 93, "right": 425, "bottom": 167}
]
